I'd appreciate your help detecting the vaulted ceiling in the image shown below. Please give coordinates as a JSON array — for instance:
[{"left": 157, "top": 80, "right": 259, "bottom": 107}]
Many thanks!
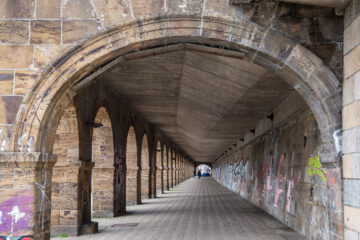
[{"left": 100, "top": 48, "right": 294, "bottom": 163}]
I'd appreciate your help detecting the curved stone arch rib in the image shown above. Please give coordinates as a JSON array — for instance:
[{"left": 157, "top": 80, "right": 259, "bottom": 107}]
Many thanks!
[{"left": 13, "top": 15, "right": 341, "bottom": 164}]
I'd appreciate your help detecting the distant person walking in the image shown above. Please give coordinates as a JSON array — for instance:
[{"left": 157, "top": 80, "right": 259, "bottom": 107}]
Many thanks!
[{"left": 198, "top": 169, "right": 201, "bottom": 179}]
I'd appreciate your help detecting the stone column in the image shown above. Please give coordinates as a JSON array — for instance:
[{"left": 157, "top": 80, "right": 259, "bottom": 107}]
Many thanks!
[
  {"left": 114, "top": 162, "right": 126, "bottom": 216},
  {"left": 140, "top": 167, "right": 150, "bottom": 200},
  {"left": 78, "top": 160, "right": 98, "bottom": 235},
  {"left": 126, "top": 167, "right": 138, "bottom": 205},
  {"left": 51, "top": 161, "right": 81, "bottom": 236},
  {"left": 0, "top": 153, "right": 55, "bottom": 239},
  {"left": 155, "top": 166, "right": 162, "bottom": 195},
  {"left": 343, "top": 1, "right": 360, "bottom": 238}
]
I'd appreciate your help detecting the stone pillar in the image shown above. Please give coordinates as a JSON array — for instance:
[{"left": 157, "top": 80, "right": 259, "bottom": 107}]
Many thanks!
[
  {"left": 344, "top": 1, "right": 360, "bottom": 238},
  {"left": 165, "top": 167, "right": 170, "bottom": 191},
  {"left": 92, "top": 166, "right": 114, "bottom": 218},
  {"left": 174, "top": 156, "right": 177, "bottom": 187},
  {"left": 126, "top": 167, "right": 138, "bottom": 205},
  {"left": 78, "top": 161, "right": 98, "bottom": 235},
  {"left": 114, "top": 161, "right": 126, "bottom": 216},
  {"left": 51, "top": 162, "right": 81, "bottom": 236},
  {"left": 140, "top": 167, "right": 150, "bottom": 200},
  {"left": 0, "top": 153, "right": 55, "bottom": 239},
  {"left": 149, "top": 167, "right": 155, "bottom": 198},
  {"left": 155, "top": 166, "right": 162, "bottom": 195},
  {"left": 170, "top": 156, "right": 174, "bottom": 188}
]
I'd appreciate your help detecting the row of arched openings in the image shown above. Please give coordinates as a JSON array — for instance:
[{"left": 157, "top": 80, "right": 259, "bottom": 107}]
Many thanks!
[{"left": 50, "top": 102, "right": 188, "bottom": 236}]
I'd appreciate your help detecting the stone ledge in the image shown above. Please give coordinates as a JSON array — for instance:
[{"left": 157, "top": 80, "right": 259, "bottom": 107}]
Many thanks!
[{"left": 0, "top": 152, "right": 55, "bottom": 168}]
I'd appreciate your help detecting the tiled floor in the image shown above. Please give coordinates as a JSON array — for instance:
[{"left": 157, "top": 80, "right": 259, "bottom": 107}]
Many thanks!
[{"left": 54, "top": 178, "right": 306, "bottom": 240}]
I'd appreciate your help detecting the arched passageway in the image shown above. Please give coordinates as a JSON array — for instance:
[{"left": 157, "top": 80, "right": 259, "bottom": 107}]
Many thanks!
[
  {"left": 140, "top": 134, "right": 150, "bottom": 201},
  {"left": 91, "top": 107, "right": 114, "bottom": 218},
  {"left": 126, "top": 127, "right": 138, "bottom": 205},
  {"left": 197, "top": 164, "right": 212, "bottom": 177},
  {"left": 51, "top": 102, "right": 80, "bottom": 237},
  {"left": 0, "top": 9, "right": 345, "bottom": 239}
]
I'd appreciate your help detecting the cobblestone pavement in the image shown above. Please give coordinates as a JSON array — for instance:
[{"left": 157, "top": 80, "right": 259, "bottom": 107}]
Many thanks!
[{"left": 54, "top": 178, "right": 306, "bottom": 240}]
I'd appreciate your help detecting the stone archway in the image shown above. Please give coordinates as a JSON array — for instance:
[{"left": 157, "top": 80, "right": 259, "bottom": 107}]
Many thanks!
[
  {"left": 91, "top": 107, "right": 115, "bottom": 218},
  {"left": 140, "top": 134, "right": 150, "bottom": 201},
  {"left": 7, "top": 15, "right": 341, "bottom": 238},
  {"left": 126, "top": 126, "right": 138, "bottom": 205}
]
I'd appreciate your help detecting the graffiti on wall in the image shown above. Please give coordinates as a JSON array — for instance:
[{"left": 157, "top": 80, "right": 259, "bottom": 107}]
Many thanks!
[
  {"left": 307, "top": 151, "right": 327, "bottom": 183},
  {"left": 0, "top": 236, "right": 33, "bottom": 240},
  {"left": 274, "top": 154, "right": 285, "bottom": 208},
  {"left": 285, "top": 152, "right": 295, "bottom": 213},
  {"left": 0, "top": 190, "right": 33, "bottom": 237}
]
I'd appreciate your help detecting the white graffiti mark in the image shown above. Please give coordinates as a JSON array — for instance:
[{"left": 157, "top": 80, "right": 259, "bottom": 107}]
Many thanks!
[
  {"left": 163, "top": 0, "right": 167, "bottom": 12},
  {"left": 8, "top": 206, "right": 25, "bottom": 236},
  {"left": 0, "top": 211, "right": 2, "bottom": 224},
  {"left": 274, "top": 154, "right": 285, "bottom": 208},
  {"left": 265, "top": 157, "right": 273, "bottom": 202},
  {"left": 26, "top": 137, "right": 34, "bottom": 152},
  {"left": 35, "top": 173, "right": 50, "bottom": 231},
  {"left": 179, "top": 0, "right": 187, "bottom": 11},
  {"left": 286, "top": 152, "right": 295, "bottom": 213},
  {"left": 17, "top": 133, "right": 27, "bottom": 151},
  {"left": 333, "top": 129, "right": 342, "bottom": 153},
  {"left": 1, "top": 140, "right": 5, "bottom": 151}
]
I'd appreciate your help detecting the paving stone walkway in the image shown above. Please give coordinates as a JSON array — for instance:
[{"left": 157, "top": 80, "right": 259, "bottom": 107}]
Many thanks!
[{"left": 54, "top": 178, "right": 306, "bottom": 240}]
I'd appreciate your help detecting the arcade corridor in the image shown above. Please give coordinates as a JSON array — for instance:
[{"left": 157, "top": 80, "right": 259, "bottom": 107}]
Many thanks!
[
  {"left": 2, "top": 0, "right": 360, "bottom": 239},
  {"left": 54, "top": 178, "right": 305, "bottom": 240}
]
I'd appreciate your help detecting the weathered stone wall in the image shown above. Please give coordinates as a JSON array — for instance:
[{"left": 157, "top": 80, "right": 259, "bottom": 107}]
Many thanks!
[
  {"left": 343, "top": 0, "right": 360, "bottom": 238},
  {"left": 213, "top": 93, "right": 342, "bottom": 239},
  {"left": 51, "top": 102, "right": 80, "bottom": 236},
  {"left": 92, "top": 107, "right": 114, "bottom": 218}
]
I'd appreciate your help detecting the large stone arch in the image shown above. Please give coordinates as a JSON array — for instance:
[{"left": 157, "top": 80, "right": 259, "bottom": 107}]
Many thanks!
[
  {"left": 7, "top": 14, "right": 341, "bottom": 239},
  {"left": 13, "top": 15, "right": 341, "bottom": 161}
]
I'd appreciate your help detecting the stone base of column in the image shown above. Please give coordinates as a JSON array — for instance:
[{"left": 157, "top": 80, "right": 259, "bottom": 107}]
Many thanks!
[
  {"left": 80, "top": 222, "right": 98, "bottom": 235},
  {"left": 92, "top": 210, "right": 114, "bottom": 218},
  {"left": 51, "top": 226, "right": 79, "bottom": 237}
]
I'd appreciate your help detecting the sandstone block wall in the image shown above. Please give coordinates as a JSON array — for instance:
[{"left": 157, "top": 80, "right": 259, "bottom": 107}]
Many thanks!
[{"left": 343, "top": 0, "right": 360, "bottom": 238}]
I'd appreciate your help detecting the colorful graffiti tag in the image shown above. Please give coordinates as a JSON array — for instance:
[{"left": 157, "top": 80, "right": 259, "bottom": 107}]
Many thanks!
[
  {"left": 307, "top": 151, "right": 327, "bottom": 183},
  {"left": 0, "top": 190, "right": 33, "bottom": 238},
  {"left": 0, "top": 236, "right": 33, "bottom": 240}
]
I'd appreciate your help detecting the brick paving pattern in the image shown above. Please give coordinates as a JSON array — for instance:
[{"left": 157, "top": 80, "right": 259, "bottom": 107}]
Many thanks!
[{"left": 54, "top": 178, "right": 306, "bottom": 240}]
